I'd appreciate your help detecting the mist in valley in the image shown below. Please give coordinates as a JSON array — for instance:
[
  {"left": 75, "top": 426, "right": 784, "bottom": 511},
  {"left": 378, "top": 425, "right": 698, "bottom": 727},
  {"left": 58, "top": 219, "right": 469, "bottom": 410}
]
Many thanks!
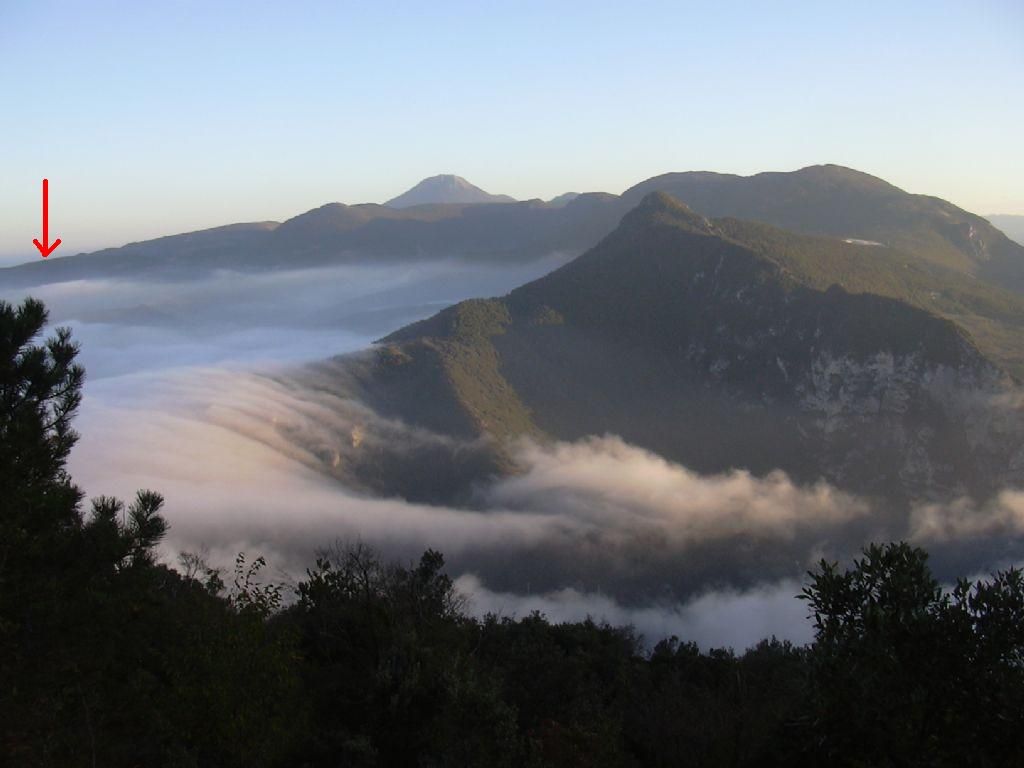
[{"left": 4, "top": 255, "right": 1021, "bottom": 651}]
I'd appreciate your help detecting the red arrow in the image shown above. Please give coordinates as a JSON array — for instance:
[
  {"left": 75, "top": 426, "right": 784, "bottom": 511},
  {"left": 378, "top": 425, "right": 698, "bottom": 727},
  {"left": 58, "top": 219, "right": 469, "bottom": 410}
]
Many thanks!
[{"left": 32, "top": 178, "right": 62, "bottom": 258}]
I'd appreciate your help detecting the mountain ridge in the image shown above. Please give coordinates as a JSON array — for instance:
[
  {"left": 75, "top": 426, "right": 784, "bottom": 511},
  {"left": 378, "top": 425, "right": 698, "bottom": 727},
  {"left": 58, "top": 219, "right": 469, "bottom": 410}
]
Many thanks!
[
  {"left": 353, "top": 191, "right": 1024, "bottom": 503},
  {"left": 623, "top": 165, "right": 1024, "bottom": 287},
  {"left": 3, "top": 165, "right": 1023, "bottom": 303}
]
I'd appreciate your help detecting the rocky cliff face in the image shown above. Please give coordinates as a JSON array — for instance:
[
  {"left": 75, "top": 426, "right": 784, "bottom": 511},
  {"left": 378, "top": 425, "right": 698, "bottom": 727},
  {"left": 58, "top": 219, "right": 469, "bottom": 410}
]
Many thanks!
[{"left": 784, "top": 348, "right": 1011, "bottom": 500}]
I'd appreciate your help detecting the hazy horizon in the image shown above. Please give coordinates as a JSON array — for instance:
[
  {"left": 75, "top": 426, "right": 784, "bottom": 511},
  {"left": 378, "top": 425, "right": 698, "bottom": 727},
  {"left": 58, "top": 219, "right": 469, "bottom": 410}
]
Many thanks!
[{"left": 1, "top": 164, "right": 1022, "bottom": 268}]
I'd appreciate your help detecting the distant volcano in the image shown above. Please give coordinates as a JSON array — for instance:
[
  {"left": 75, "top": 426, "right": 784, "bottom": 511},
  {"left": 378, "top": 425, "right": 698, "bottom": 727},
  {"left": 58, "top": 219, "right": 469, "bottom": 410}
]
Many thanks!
[{"left": 385, "top": 174, "right": 515, "bottom": 208}]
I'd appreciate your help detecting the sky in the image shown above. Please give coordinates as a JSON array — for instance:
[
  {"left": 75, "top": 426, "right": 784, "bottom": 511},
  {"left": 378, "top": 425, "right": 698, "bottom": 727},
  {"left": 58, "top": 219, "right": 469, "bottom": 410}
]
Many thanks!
[{"left": 1, "top": 0, "right": 1022, "bottom": 261}]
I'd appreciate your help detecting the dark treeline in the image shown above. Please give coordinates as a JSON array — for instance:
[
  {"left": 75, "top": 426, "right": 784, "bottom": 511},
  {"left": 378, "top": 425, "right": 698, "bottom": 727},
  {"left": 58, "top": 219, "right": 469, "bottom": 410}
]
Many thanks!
[{"left": 2, "top": 297, "right": 1023, "bottom": 767}]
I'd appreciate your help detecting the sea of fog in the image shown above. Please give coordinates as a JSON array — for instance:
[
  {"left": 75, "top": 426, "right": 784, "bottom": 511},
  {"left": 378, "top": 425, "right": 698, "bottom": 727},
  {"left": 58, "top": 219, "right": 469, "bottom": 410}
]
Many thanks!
[{"left": 3, "top": 257, "right": 1023, "bottom": 650}]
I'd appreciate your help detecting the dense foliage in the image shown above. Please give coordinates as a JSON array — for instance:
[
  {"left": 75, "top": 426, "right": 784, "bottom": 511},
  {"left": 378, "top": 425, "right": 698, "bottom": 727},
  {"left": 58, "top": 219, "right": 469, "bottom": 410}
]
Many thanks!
[{"left": 2, "top": 298, "right": 1022, "bottom": 766}]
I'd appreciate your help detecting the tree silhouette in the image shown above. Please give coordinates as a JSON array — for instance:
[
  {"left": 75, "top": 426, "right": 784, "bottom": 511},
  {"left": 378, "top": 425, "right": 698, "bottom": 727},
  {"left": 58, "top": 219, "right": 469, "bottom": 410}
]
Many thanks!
[{"left": 802, "top": 542, "right": 1024, "bottom": 766}]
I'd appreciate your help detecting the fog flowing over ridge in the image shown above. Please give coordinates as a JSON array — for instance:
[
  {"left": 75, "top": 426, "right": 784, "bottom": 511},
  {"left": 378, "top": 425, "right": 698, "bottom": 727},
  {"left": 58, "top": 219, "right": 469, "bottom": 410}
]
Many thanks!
[{"left": 76, "top": 374, "right": 873, "bottom": 580}]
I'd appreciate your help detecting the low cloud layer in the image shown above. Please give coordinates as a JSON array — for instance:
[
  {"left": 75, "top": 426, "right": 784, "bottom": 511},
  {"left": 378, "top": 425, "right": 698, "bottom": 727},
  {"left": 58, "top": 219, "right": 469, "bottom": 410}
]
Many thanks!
[
  {"left": 487, "top": 437, "right": 866, "bottom": 546},
  {"left": 0, "top": 257, "right": 571, "bottom": 378}
]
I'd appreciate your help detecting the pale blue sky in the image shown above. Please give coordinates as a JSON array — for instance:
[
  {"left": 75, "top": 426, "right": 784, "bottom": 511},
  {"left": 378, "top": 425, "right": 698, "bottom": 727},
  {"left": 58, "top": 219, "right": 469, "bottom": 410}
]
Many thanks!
[{"left": 1, "top": 0, "right": 1022, "bottom": 261}]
